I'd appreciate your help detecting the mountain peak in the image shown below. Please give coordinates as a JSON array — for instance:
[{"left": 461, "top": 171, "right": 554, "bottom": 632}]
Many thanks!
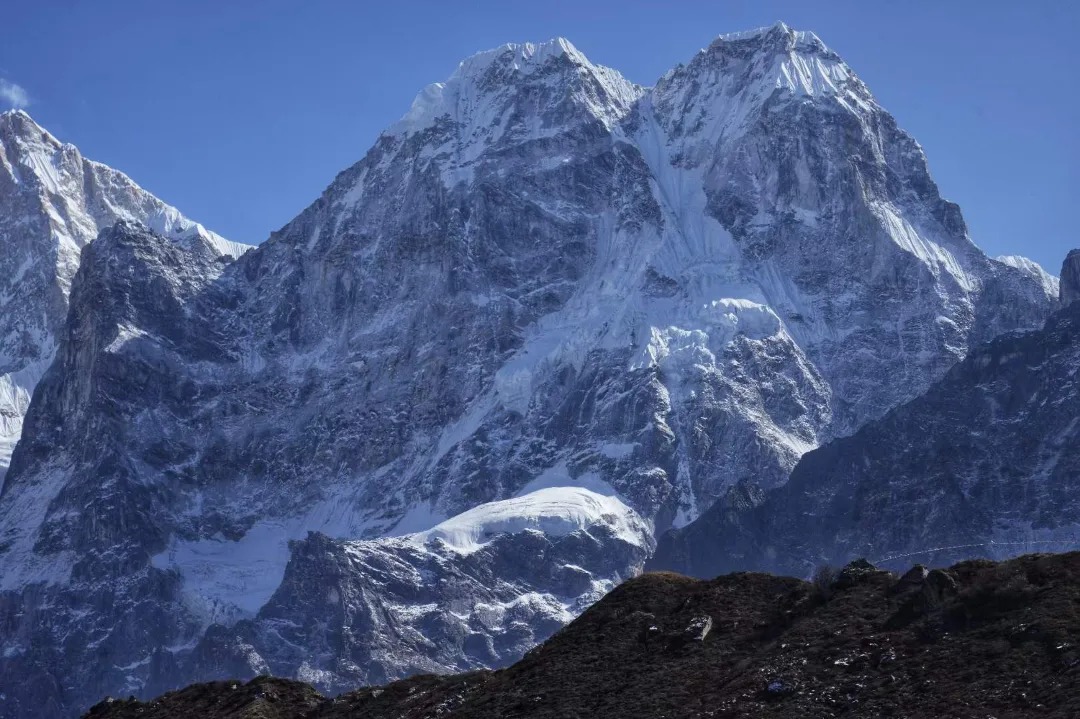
[
  {"left": 390, "top": 36, "right": 641, "bottom": 140},
  {"left": 0, "top": 29, "right": 1065, "bottom": 718},
  {"left": 0, "top": 109, "right": 61, "bottom": 150},
  {"left": 0, "top": 108, "right": 36, "bottom": 125},
  {"left": 711, "top": 21, "right": 828, "bottom": 52},
  {"left": 454, "top": 36, "right": 586, "bottom": 77}
]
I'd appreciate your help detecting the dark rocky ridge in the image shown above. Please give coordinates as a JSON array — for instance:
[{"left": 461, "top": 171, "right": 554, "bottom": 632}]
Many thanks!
[{"left": 86, "top": 552, "right": 1080, "bottom": 719}]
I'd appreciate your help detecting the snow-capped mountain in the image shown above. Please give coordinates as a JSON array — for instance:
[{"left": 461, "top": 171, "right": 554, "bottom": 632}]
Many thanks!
[
  {"left": 652, "top": 248, "right": 1080, "bottom": 578},
  {"left": 0, "top": 109, "right": 249, "bottom": 477},
  {"left": 0, "top": 24, "right": 1060, "bottom": 717}
]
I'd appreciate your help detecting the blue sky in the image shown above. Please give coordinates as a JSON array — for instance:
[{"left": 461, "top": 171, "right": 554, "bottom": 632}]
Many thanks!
[{"left": 3, "top": 1, "right": 1077, "bottom": 270}]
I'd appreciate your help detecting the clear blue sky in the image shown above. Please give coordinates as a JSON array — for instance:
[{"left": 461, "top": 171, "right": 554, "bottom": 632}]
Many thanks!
[{"left": 3, "top": 1, "right": 1077, "bottom": 271}]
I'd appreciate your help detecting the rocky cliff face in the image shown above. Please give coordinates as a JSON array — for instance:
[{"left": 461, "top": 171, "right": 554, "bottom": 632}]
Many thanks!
[
  {"left": 0, "top": 25, "right": 1061, "bottom": 717},
  {"left": 1061, "top": 249, "right": 1080, "bottom": 305},
  {"left": 652, "top": 265, "right": 1080, "bottom": 578},
  {"left": 0, "top": 110, "right": 248, "bottom": 476}
]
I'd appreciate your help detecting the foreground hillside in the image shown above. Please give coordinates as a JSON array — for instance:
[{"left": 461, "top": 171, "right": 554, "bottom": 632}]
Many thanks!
[{"left": 87, "top": 552, "right": 1080, "bottom": 719}]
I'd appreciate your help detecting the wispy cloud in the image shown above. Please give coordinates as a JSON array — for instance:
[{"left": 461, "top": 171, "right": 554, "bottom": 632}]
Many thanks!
[{"left": 0, "top": 79, "right": 30, "bottom": 109}]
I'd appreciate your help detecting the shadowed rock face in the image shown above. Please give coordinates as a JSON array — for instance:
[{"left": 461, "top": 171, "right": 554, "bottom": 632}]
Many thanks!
[
  {"left": 0, "top": 26, "right": 1061, "bottom": 718},
  {"left": 1062, "top": 249, "right": 1080, "bottom": 305},
  {"left": 652, "top": 266, "right": 1080, "bottom": 580},
  {"left": 85, "top": 552, "right": 1080, "bottom": 719},
  {"left": 0, "top": 110, "right": 248, "bottom": 478}
]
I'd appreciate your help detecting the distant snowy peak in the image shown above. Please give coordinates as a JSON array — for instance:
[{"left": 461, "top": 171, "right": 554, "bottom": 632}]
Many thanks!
[{"left": 0, "top": 109, "right": 249, "bottom": 259}]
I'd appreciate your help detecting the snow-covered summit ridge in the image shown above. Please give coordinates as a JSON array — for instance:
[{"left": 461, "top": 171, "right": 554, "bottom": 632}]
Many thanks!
[
  {"left": 393, "top": 25, "right": 846, "bottom": 140},
  {"left": 671, "top": 21, "right": 865, "bottom": 113},
  {"left": 388, "top": 23, "right": 867, "bottom": 193},
  {"left": 0, "top": 109, "right": 61, "bottom": 151},
  {"left": 392, "top": 36, "right": 643, "bottom": 137},
  {"left": 997, "top": 254, "right": 1060, "bottom": 299},
  {"left": 455, "top": 37, "right": 591, "bottom": 79},
  {"left": 713, "top": 21, "right": 826, "bottom": 49}
]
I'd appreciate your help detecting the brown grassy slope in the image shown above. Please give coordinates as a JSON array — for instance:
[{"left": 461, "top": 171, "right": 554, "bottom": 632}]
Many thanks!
[{"left": 87, "top": 552, "right": 1080, "bottom": 719}]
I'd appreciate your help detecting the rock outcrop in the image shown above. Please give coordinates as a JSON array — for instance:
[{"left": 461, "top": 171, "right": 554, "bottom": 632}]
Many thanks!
[{"left": 0, "top": 110, "right": 248, "bottom": 476}]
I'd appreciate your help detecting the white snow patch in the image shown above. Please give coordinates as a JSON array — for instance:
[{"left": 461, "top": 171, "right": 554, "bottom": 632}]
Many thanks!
[
  {"left": 411, "top": 486, "right": 649, "bottom": 556},
  {"left": 597, "top": 442, "right": 636, "bottom": 459}
]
